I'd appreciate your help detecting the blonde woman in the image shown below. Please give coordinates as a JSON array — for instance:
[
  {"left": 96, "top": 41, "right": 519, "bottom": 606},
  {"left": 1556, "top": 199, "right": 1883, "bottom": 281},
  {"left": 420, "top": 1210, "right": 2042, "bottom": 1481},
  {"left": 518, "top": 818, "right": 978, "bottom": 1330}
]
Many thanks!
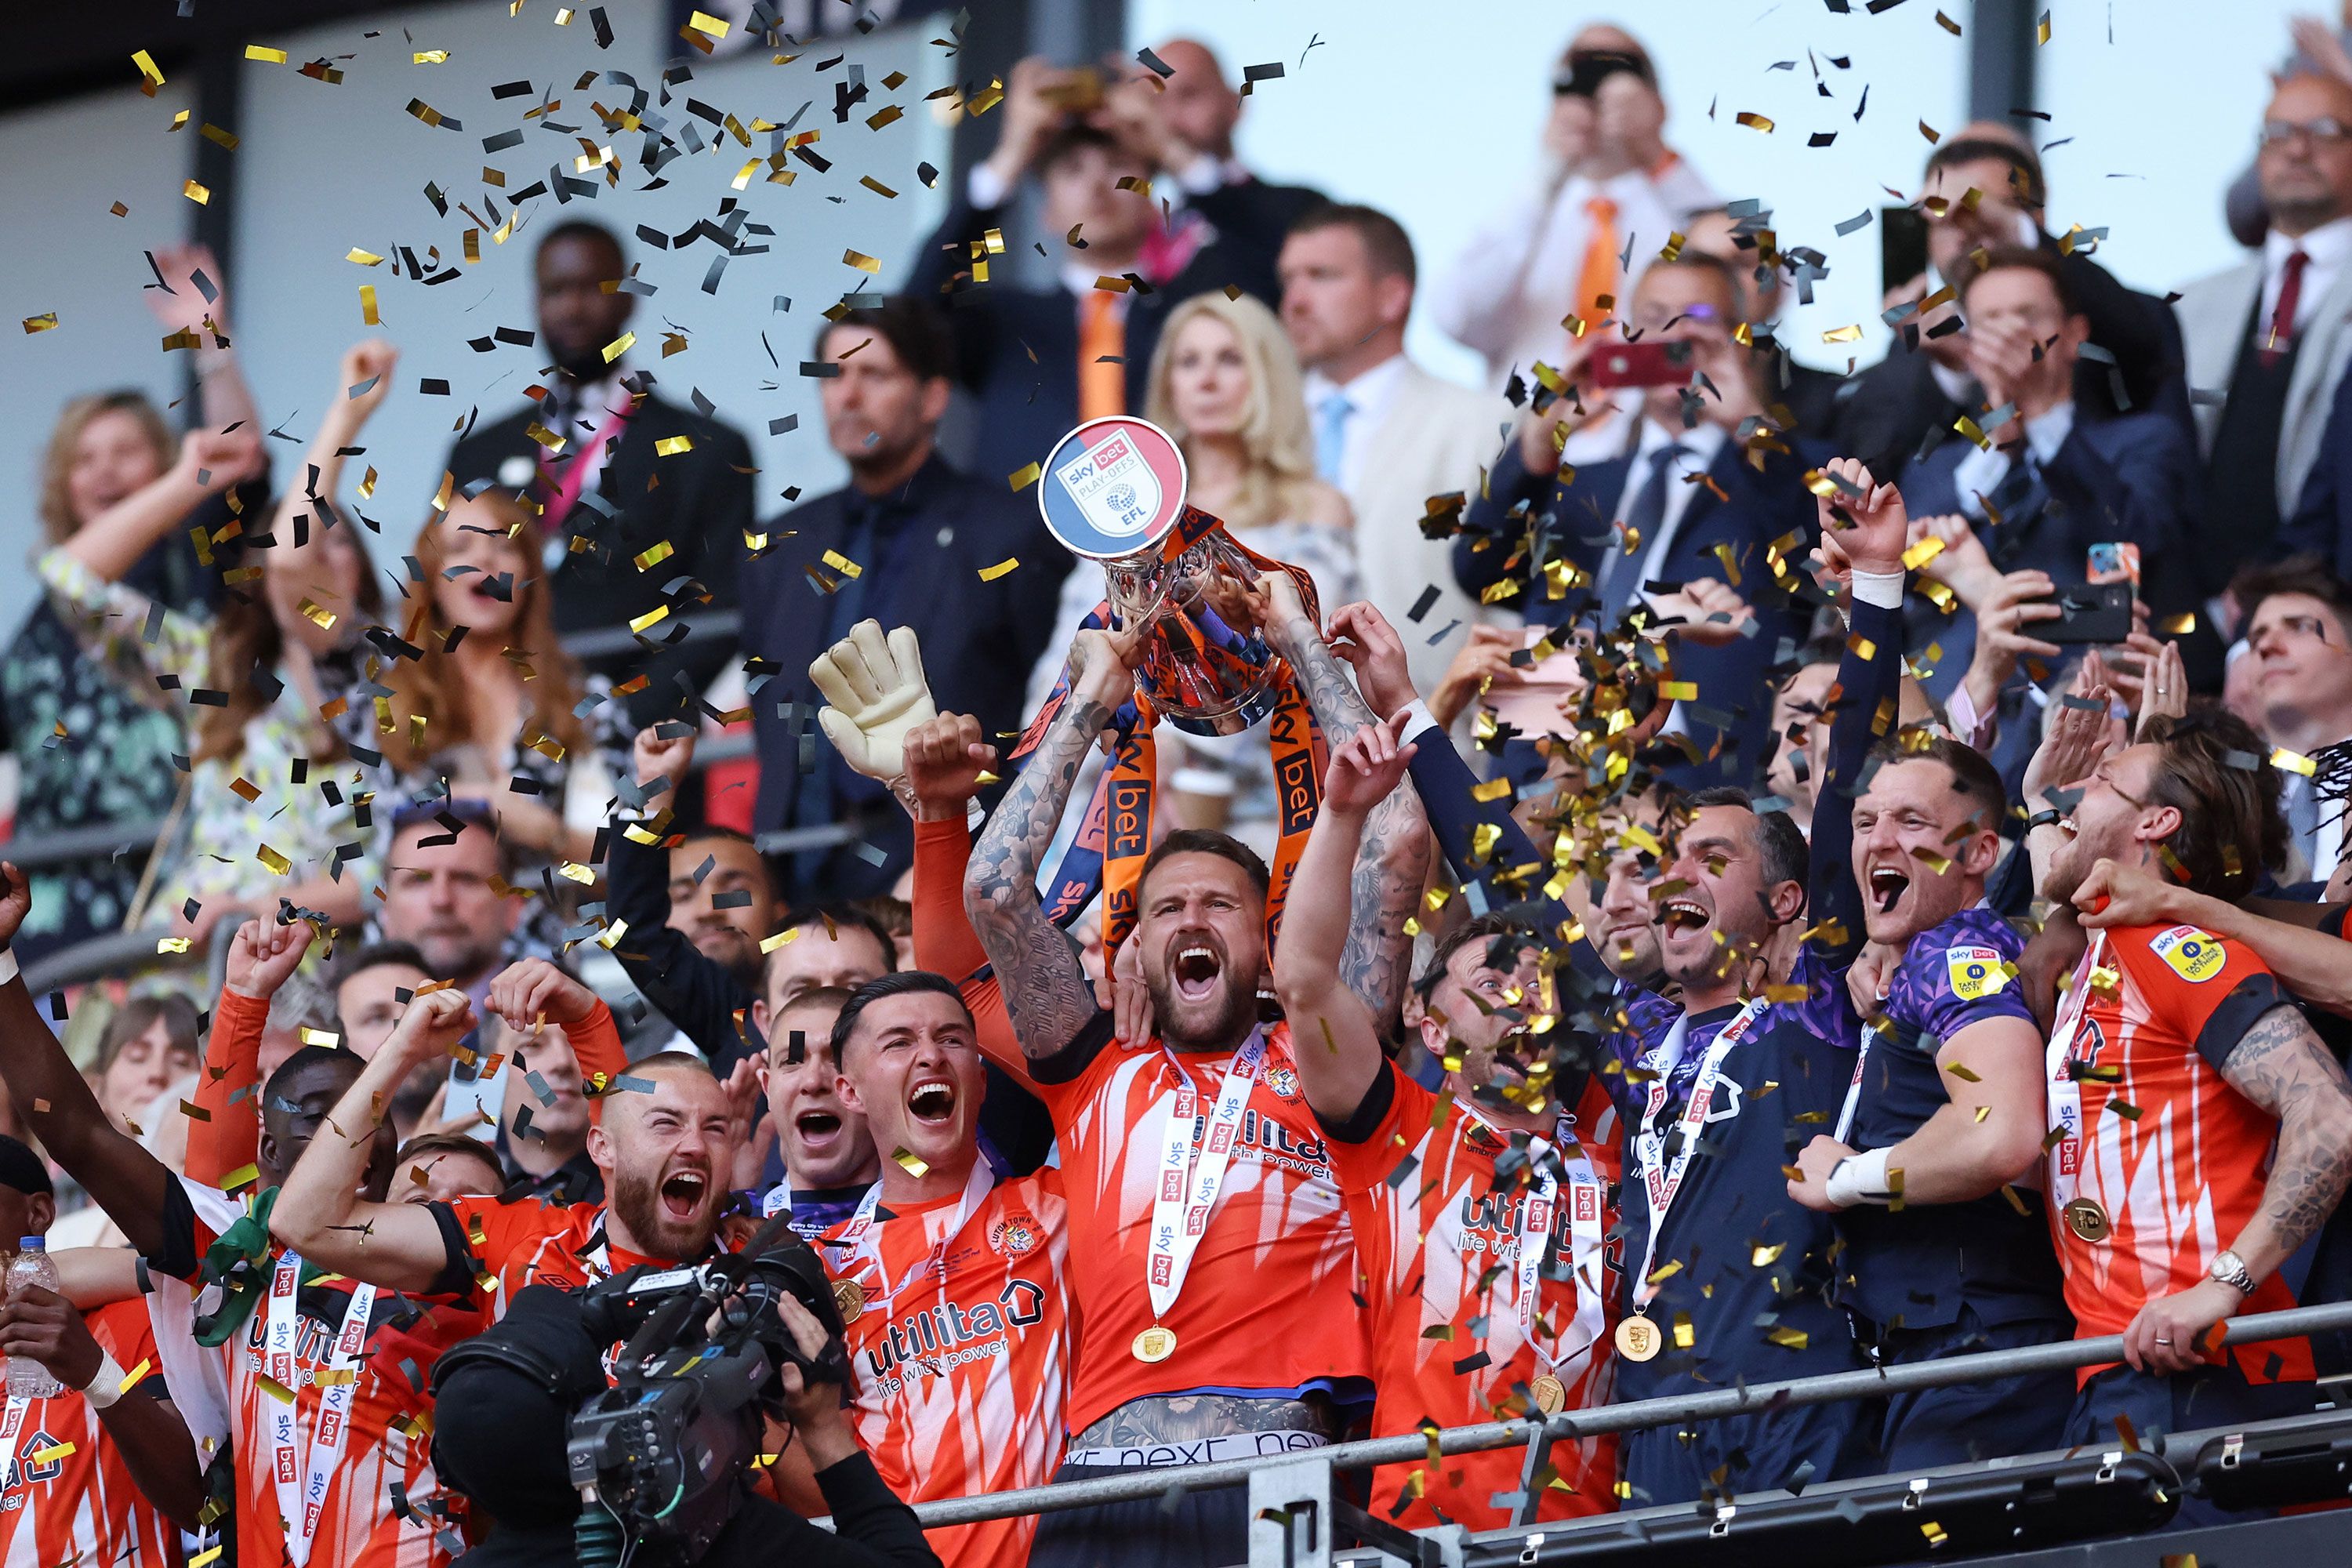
[
  {"left": 2, "top": 245, "right": 267, "bottom": 966},
  {"left": 1027, "top": 292, "right": 1362, "bottom": 855}
]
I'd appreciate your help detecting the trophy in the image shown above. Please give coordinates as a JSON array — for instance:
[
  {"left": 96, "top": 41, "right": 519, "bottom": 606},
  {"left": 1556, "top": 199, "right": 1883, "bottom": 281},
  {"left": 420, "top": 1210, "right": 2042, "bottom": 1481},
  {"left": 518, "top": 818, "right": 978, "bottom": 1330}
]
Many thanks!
[
  {"left": 1036, "top": 417, "right": 1315, "bottom": 737},
  {"left": 1026, "top": 417, "right": 1326, "bottom": 945}
]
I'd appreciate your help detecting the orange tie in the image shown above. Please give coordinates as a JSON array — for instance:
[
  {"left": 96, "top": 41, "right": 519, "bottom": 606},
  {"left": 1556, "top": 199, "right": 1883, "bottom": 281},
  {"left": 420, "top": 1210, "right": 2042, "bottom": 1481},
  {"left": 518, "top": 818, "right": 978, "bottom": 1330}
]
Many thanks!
[
  {"left": 1078, "top": 290, "right": 1127, "bottom": 423},
  {"left": 1573, "top": 195, "right": 1621, "bottom": 329}
]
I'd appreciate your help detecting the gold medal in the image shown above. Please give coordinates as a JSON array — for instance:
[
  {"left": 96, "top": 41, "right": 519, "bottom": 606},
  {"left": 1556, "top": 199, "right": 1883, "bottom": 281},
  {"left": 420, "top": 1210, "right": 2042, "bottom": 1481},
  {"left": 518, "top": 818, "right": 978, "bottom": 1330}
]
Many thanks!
[
  {"left": 1132, "top": 1325, "right": 1178, "bottom": 1363},
  {"left": 1613, "top": 1315, "right": 1661, "bottom": 1363},
  {"left": 2063, "top": 1197, "right": 2111, "bottom": 1243},
  {"left": 1530, "top": 1374, "right": 1567, "bottom": 1415},
  {"left": 832, "top": 1279, "right": 867, "bottom": 1320}
]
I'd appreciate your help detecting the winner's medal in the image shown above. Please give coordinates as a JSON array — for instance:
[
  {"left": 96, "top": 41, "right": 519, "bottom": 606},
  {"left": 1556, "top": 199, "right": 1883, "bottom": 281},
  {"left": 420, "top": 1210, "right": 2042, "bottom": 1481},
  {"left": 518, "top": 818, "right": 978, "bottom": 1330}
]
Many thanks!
[{"left": 1133, "top": 1325, "right": 1178, "bottom": 1363}]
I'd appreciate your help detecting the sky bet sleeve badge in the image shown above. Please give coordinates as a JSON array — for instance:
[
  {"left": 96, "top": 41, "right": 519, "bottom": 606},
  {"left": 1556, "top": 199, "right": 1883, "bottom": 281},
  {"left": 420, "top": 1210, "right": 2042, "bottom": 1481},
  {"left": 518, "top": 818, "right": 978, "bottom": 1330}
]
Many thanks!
[
  {"left": 2152, "top": 926, "right": 2227, "bottom": 983},
  {"left": 1945, "top": 944, "right": 2009, "bottom": 1002}
]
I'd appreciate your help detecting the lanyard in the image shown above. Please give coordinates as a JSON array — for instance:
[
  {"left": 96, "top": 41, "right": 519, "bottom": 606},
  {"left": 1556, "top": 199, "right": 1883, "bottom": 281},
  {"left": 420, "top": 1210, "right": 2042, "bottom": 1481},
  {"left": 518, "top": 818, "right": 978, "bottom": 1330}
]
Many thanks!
[
  {"left": 2043, "top": 935, "right": 2107, "bottom": 1207},
  {"left": 263, "top": 1252, "right": 375, "bottom": 1568},
  {"left": 832, "top": 1159, "right": 996, "bottom": 1302},
  {"left": 1834, "top": 1018, "right": 1888, "bottom": 1145},
  {"left": 537, "top": 396, "right": 637, "bottom": 535},
  {"left": 1630, "top": 999, "right": 1768, "bottom": 1308},
  {"left": 1145, "top": 1029, "right": 1270, "bottom": 1323},
  {"left": 1461, "top": 1104, "right": 1610, "bottom": 1367}
]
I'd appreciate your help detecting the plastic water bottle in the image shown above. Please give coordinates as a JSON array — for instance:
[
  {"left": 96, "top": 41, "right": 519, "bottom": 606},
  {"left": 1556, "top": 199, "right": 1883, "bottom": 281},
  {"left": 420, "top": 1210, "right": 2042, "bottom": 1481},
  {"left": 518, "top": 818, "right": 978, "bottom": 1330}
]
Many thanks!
[{"left": 6, "top": 1240, "right": 62, "bottom": 1399}]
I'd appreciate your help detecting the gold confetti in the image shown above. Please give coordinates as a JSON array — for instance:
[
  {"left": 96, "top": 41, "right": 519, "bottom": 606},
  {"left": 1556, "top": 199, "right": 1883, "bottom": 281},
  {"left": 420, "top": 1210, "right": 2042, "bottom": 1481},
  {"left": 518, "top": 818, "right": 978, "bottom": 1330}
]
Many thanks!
[
  {"left": 2160, "top": 613, "right": 2197, "bottom": 634},
  {"left": 1751, "top": 1243, "right": 1786, "bottom": 1266},
  {"left": 633, "top": 540, "right": 674, "bottom": 572},
  {"left": 1657, "top": 680, "right": 1698, "bottom": 700},
  {"left": 2037, "top": 9, "right": 2053, "bottom": 44},
  {"left": 844, "top": 249, "right": 882, "bottom": 274},
  {"left": 245, "top": 45, "right": 289, "bottom": 63},
  {"left": 1821, "top": 324, "right": 1864, "bottom": 343},
  {"left": 759, "top": 927, "right": 803, "bottom": 954},
  {"left": 602, "top": 331, "right": 635, "bottom": 364},
  {"left": 1734, "top": 111, "right": 1774, "bottom": 133},
  {"left": 891, "top": 1147, "right": 931, "bottom": 1177},
  {"left": 1471, "top": 777, "right": 1512, "bottom": 803},
  {"left": 27, "top": 1443, "right": 74, "bottom": 1465},
  {"left": 1765, "top": 1325, "right": 1810, "bottom": 1350},
  {"left": 1900, "top": 536, "right": 1946, "bottom": 570},
  {"left": 257, "top": 845, "right": 291, "bottom": 875},
  {"left": 297, "top": 597, "right": 337, "bottom": 630},
  {"left": 1007, "top": 461, "right": 1041, "bottom": 491},
  {"left": 414, "top": 49, "right": 449, "bottom": 64},
  {"left": 821, "top": 549, "right": 864, "bottom": 579},
  {"left": 183, "top": 180, "right": 212, "bottom": 205},
  {"left": 655, "top": 435, "right": 694, "bottom": 456},
  {"left": 157, "top": 937, "right": 192, "bottom": 955},
  {"left": 628, "top": 605, "right": 670, "bottom": 633},
  {"left": 132, "top": 49, "right": 165, "bottom": 88},
  {"left": 299, "top": 1027, "right": 341, "bottom": 1047},
  {"left": 22, "top": 314, "right": 57, "bottom": 335},
  {"left": 221, "top": 1163, "right": 260, "bottom": 1189},
  {"left": 978, "top": 557, "right": 1020, "bottom": 582},
  {"left": 685, "top": 9, "right": 731, "bottom": 36},
  {"left": 405, "top": 99, "right": 450, "bottom": 128},
  {"left": 2273, "top": 748, "right": 2318, "bottom": 776},
  {"left": 360, "top": 285, "right": 379, "bottom": 325}
]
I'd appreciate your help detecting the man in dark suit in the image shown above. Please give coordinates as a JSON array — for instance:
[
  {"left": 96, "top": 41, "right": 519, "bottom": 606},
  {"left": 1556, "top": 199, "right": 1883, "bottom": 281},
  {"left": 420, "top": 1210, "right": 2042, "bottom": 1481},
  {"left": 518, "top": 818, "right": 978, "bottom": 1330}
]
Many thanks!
[
  {"left": 1835, "top": 132, "right": 2189, "bottom": 481},
  {"left": 1454, "top": 252, "right": 1827, "bottom": 789},
  {"left": 906, "top": 57, "right": 1287, "bottom": 478},
  {"left": 445, "top": 220, "right": 753, "bottom": 702},
  {"left": 742, "top": 297, "right": 1065, "bottom": 904},
  {"left": 1899, "top": 247, "right": 2198, "bottom": 783},
  {"left": 2278, "top": 362, "right": 2352, "bottom": 580},
  {"left": 1686, "top": 205, "right": 1846, "bottom": 437}
]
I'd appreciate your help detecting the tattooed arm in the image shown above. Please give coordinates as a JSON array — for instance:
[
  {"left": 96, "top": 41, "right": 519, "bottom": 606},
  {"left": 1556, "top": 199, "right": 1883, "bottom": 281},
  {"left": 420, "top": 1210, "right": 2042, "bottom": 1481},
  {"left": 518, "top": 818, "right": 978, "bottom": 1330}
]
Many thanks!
[
  {"left": 2121, "top": 1001, "right": 2352, "bottom": 1374},
  {"left": 1259, "top": 578, "right": 1429, "bottom": 1026},
  {"left": 964, "top": 628, "right": 1140, "bottom": 1062}
]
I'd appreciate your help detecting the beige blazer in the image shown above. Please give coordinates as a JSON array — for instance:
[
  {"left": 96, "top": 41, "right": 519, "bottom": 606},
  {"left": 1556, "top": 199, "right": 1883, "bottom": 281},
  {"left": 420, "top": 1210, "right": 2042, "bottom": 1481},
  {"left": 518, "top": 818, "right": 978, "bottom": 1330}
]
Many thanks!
[{"left": 1344, "top": 361, "right": 1508, "bottom": 698}]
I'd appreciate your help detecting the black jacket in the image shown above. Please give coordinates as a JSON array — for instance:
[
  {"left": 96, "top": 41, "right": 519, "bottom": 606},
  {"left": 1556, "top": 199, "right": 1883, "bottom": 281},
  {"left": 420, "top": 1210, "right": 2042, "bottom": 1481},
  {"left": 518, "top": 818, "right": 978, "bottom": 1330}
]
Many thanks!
[
  {"left": 445, "top": 385, "right": 755, "bottom": 699},
  {"left": 740, "top": 454, "right": 1065, "bottom": 902},
  {"left": 1835, "top": 247, "right": 2190, "bottom": 481},
  {"left": 905, "top": 191, "right": 1288, "bottom": 478}
]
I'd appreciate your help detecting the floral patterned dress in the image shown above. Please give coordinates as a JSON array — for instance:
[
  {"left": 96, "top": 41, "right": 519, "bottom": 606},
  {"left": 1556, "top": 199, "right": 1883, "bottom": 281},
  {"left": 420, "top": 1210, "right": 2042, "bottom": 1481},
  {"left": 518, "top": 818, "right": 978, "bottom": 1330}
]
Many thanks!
[
  {"left": 38, "top": 550, "right": 387, "bottom": 935},
  {"left": 0, "top": 530, "right": 220, "bottom": 969}
]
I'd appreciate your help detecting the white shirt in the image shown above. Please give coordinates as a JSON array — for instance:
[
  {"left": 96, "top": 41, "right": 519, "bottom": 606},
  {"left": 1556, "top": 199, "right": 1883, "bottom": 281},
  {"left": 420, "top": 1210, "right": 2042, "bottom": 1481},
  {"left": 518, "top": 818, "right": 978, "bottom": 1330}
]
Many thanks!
[
  {"left": 1622, "top": 417, "right": 1730, "bottom": 590},
  {"left": 1951, "top": 402, "right": 2078, "bottom": 521},
  {"left": 2262, "top": 216, "right": 2352, "bottom": 337},
  {"left": 1302, "top": 354, "right": 1410, "bottom": 492}
]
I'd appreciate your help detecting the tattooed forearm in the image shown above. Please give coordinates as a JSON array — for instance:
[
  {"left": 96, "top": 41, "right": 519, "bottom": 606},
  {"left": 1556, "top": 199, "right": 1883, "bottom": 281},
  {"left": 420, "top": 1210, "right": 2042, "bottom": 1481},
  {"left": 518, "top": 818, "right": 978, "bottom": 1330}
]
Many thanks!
[
  {"left": 2221, "top": 1004, "right": 2352, "bottom": 1263},
  {"left": 1276, "top": 612, "right": 1379, "bottom": 745},
  {"left": 964, "top": 695, "right": 1114, "bottom": 1059},
  {"left": 1075, "top": 1392, "right": 1341, "bottom": 1450},
  {"left": 1341, "top": 787, "right": 1429, "bottom": 1028}
]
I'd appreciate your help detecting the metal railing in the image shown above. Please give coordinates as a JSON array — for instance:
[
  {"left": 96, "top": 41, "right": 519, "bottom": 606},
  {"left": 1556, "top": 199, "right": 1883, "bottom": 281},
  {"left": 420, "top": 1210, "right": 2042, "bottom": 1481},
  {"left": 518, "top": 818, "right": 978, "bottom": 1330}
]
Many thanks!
[{"left": 901, "top": 1300, "right": 2352, "bottom": 1531}]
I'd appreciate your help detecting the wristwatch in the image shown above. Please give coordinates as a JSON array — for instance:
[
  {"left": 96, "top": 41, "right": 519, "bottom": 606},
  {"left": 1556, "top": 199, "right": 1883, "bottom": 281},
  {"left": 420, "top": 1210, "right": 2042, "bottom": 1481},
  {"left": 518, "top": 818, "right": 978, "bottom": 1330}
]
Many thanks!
[
  {"left": 2209, "top": 1248, "right": 2256, "bottom": 1297},
  {"left": 2023, "top": 808, "right": 2066, "bottom": 833}
]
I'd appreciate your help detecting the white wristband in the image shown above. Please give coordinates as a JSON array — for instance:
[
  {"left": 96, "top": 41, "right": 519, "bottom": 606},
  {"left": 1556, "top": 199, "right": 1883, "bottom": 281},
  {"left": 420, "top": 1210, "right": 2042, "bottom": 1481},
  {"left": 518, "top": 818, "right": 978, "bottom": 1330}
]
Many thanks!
[
  {"left": 82, "top": 1349, "right": 128, "bottom": 1410},
  {"left": 1827, "top": 1146, "right": 1895, "bottom": 1208},
  {"left": 0, "top": 947, "right": 17, "bottom": 988},
  {"left": 1849, "top": 568, "right": 1906, "bottom": 611}
]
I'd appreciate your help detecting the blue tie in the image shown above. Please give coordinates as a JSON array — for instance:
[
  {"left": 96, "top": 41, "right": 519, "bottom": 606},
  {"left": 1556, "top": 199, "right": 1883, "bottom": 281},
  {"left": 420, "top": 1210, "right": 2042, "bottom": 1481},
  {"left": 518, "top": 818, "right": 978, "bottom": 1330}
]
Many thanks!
[
  {"left": 1314, "top": 390, "right": 1354, "bottom": 484},
  {"left": 1598, "top": 441, "right": 1687, "bottom": 618}
]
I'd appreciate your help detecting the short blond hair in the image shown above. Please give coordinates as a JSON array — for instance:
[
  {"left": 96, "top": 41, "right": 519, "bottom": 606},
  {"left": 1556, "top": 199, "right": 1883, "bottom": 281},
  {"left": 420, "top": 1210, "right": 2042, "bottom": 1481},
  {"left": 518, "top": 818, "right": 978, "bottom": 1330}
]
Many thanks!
[{"left": 38, "top": 392, "right": 173, "bottom": 548}]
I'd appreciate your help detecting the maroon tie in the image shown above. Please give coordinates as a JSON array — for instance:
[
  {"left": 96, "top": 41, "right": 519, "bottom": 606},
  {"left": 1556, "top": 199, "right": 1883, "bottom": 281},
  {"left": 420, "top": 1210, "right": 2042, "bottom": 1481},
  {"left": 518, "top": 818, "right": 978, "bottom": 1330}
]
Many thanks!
[{"left": 2263, "top": 249, "right": 2311, "bottom": 367}]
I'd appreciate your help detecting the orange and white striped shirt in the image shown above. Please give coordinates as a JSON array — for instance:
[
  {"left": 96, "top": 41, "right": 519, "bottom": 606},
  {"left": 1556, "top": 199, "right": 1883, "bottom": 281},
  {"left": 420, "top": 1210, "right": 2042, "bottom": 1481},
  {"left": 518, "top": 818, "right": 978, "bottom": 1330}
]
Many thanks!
[
  {"left": 154, "top": 1178, "right": 467, "bottom": 1568},
  {"left": 1031, "top": 1021, "right": 1372, "bottom": 1434},
  {"left": 2046, "top": 923, "right": 2312, "bottom": 1385},
  {"left": 1327, "top": 1067, "right": 1621, "bottom": 1529},
  {"left": 822, "top": 1168, "right": 1071, "bottom": 1568},
  {"left": 0, "top": 1299, "right": 183, "bottom": 1567}
]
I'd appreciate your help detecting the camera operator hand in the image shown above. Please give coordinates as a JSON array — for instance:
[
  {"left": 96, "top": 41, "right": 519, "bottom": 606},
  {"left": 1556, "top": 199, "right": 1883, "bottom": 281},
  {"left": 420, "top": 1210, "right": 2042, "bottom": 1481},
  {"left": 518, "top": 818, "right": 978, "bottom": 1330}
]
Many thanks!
[{"left": 771, "top": 1291, "right": 859, "bottom": 1472}]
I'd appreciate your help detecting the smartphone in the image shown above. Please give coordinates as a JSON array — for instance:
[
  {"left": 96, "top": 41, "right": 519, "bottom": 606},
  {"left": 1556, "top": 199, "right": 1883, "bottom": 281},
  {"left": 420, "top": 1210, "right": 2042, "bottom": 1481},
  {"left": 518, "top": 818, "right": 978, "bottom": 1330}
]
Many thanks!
[
  {"left": 2086, "top": 542, "right": 2142, "bottom": 587},
  {"left": 1589, "top": 340, "right": 1693, "bottom": 390},
  {"left": 1554, "top": 50, "right": 1648, "bottom": 97},
  {"left": 1881, "top": 205, "right": 1929, "bottom": 297},
  {"left": 2044, "top": 582, "right": 2135, "bottom": 645},
  {"left": 1039, "top": 65, "right": 1105, "bottom": 114}
]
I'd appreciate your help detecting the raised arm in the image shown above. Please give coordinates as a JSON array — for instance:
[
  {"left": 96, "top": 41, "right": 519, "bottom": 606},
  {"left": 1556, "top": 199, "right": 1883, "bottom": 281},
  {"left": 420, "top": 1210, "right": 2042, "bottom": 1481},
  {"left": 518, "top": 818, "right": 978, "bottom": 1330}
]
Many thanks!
[
  {"left": 485, "top": 958, "right": 628, "bottom": 1113},
  {"left": 964, "top": 628, "right": 1138, "bottom": 1061},
  {"left": 187, "top": 916, "right": 315, "bottom": 1188},
  {"left": 1273, "top": 717, "right": 1419, "bottom": 1123},
  {"left": 1261, "top": 578, "right": 1429, "bottom": 1023},
  {"left": 2125, "top": 1001, "right": 2352, "bottom": 1374},
  {"left": 0, "top": 869, "right": 173, "bottom": 1257},
  {"left": 267, "top": 339, "right": 397, "bottom": 577},
  {"left": 146, "top": 241, "right": 263, "bottom": 439},
  {"left": 2078, "top": 858, "right": 2352, "bottom": 1018},
  {"left": 56, "top": 426, "right": 260, "bottom": 583},
  {"left": 271, "top": 987, "right": 474, "bottom": 1294},
  {"left": 1808, "top": 457, "right": 1914, "bottom": 964}
]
